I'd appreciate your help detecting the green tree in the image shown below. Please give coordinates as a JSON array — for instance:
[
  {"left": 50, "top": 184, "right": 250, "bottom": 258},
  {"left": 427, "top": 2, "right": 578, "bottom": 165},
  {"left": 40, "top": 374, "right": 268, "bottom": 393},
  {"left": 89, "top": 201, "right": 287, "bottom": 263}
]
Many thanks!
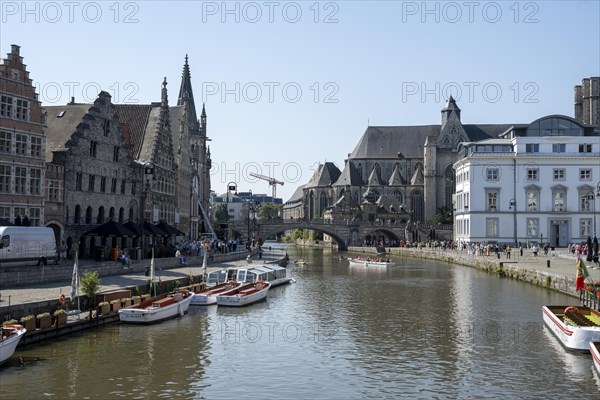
[
  {"left": 80, "top": 271, "right": 100, "bottom": 309},
  {"left": 431, "top": 207, "right": 453, "bottom": 225},
  {"left": 258, "top": 204, "right": 282, "bottom": 222},
  {"left": 214, "top": 203, "right": 228, "bottom": 223}
]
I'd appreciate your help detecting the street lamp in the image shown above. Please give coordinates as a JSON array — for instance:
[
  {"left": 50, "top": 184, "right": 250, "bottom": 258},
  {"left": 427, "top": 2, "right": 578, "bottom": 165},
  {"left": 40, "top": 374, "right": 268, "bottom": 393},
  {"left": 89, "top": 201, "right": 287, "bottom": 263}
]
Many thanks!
[
  {"left": 141, "top": 162, "right": 155, "bottom": 260},
  {"left": 509, "top": 199, "right": 517, "bottom": 247},
  {"left": 247, "top": 189, "right": 253, "bottom": 249},
  {"left": 226, "top": 182, "right": 237, "bottom": 240}
]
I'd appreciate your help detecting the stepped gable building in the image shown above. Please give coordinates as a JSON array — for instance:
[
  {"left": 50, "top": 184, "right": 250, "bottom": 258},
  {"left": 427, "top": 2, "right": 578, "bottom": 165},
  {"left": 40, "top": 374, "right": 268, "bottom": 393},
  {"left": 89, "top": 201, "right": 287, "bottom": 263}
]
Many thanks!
[
  {"left": 44, "top": 91, "right": 138, "bottom": 256},
  {"left": 0, "top": 45, "right": 46, "bottom": 227},
  {"left": 289, "top": 97, "right": 513, "bottom": 225}
]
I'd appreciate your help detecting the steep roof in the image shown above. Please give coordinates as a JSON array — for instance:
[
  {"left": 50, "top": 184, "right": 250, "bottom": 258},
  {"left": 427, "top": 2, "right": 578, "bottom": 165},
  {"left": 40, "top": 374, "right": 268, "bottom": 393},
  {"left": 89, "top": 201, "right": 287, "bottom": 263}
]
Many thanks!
[
  {"left": 367, "top": 168, "right": 383, "bottom": 186},
  {"left": 43, "top": 104, "right": 91, "bottom": 161},
  {"left": 305, "top": 162, "right": 341, "bottom": 188},
  {"left": 114, "top": 104, "right": 152, "bottom": 158},
  {"left": 388, "top": 164, "right": 405, "bottom": 186},
  {"left": 284, "top": 184, "right": 305, "bottom": 206},
  {"left": 334, "top": 161, "right": 364, "bottom": 187}
]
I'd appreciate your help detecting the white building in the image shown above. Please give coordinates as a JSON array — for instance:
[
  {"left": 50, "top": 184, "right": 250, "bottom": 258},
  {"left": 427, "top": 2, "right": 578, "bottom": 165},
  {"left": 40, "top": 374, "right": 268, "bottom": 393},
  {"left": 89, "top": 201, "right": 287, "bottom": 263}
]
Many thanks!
[{"left": 454, "top": 115, "right": 600, "bottom": 247}]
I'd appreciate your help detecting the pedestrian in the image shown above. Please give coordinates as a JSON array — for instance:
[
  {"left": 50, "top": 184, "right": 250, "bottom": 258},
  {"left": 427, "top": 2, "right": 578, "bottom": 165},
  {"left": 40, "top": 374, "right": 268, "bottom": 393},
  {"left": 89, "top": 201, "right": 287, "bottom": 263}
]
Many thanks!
[
  {"left": 59, "top": 241, "right": 68, "bottom": 264},
  {"left": 506, "top": 245, "right": 511, "bottom": 259}
]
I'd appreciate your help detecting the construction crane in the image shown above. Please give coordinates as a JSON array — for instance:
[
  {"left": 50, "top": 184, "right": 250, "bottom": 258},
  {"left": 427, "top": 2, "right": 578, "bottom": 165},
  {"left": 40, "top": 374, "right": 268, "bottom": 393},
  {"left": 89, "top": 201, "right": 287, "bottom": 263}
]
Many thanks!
[{"left": 249, "top": 172, "right": 284, "bottom": 200}]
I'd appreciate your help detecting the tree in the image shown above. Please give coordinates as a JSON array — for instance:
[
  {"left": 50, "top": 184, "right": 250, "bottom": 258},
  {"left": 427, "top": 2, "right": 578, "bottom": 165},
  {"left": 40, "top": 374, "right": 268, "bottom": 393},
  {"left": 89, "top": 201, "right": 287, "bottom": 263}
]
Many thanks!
[
  {"left": 80, "top": 271, "right": 100, "bottom": 310},
  {"left": 258, "top": 204, "right": 282, "bottom": 222},
  {"left": 214, "top": 203, "right": 228, "bottom": 223},
  {"left": 431, "top": 207, "right": 453, "bottom": 225}
]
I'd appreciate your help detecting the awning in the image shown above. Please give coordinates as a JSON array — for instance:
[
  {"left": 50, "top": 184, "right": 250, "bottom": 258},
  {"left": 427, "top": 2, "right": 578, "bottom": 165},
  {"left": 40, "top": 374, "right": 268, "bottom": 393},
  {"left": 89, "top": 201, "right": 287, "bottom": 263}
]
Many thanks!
[
  {"left": 155, "top": 221, "right": 185, "bottom": 236},
  {"left": 84, "top": 220, "right": 137, "bottom": 237}
]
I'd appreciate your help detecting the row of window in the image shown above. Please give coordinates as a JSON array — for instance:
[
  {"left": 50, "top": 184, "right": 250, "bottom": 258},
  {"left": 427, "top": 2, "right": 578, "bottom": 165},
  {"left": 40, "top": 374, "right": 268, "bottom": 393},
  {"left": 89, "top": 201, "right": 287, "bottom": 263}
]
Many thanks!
[
  {"left": 482, "top": 189, "right": 595, "bottom": 213},
  {"left": 456, "top": 217, "right": 595, "bottom": 239},
  {"left": 525, "top": 143, "right": 593, "bottom": 153},
  {"left": 0, "top": 95, "right": 29, "bottom": 121},
  {"left": 70, "top": 205, "right": 134, "bottom": 225},
  {"left": 0, "top": 206, "right": 41, "bottom": 226},
  {"left": 74, "top": 173, "right": 135, "bottom": 195},
  {"left": 88, "top": 141, "right": 120, "bottom": 162},
  {"left": 0, "top": 164, "right": 42, "bottom": 194},
  {"left": 0, "top": 131, "right": 44, "bottom": 157},
  {"left": 475, "top": 167, "right": 593, "bottom": 182}
]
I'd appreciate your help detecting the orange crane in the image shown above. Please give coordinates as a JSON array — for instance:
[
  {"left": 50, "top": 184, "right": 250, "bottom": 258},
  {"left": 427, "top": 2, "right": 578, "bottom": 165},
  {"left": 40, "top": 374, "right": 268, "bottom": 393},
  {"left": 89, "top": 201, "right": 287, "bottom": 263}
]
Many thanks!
[{"left": 249, "top": 172, "right": 284, "bottom": 200}]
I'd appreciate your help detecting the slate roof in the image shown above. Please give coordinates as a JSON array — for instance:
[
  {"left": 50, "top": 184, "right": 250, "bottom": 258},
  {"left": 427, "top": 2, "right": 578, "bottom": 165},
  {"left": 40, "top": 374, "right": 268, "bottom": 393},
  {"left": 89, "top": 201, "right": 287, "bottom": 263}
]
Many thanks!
[
  {"left": 334, "top": 161, "right": 364, "bottom": 187},
  {"left": 388, "top": 164, "right": 405, "bottom": 186},
  {"left": 304, "top": 162, "right": 341, "bottom": 188},
  {"left": 284, "top": 184, "right": 305, "bottom": 206},
  {"left": 114, "top": 105, "right": 152, "bottom": 159},
  {"left": 43, "top": 104, "right": 91, "bottom": 161}
]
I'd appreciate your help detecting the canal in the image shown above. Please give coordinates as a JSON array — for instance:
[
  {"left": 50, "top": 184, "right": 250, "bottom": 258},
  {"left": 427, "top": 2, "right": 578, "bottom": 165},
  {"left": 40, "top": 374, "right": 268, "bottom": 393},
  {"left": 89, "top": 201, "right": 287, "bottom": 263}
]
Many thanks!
[{"left": 1, "top": 245, "right": 599, "bottom": 399}]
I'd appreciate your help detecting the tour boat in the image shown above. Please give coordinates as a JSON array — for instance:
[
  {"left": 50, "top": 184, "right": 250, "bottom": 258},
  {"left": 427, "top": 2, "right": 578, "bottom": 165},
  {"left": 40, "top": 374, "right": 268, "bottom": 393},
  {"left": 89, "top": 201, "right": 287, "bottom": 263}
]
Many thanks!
[
  {"left": 347, "top": 257, "right": 395, "bottom": 267},
  {"left": 190, "top": 281, "right": 241, "bottom": 306},
  {"left": 119, "top": 290, "right": 193, "bottom": 324},
  {"left": 216, "top": 281, "right": 271, "bottom": 307},
  {"left": 0, "top": 324, "right": 26, "bottom": 365},
  {"left": 238, "top": 265, "right": 293, "bottom": 287},
  {"left": 542, "top": 306, "right": 600, "bottom": 352},
  {"left": 591, "top": 342, "right": 600, "bottom": 374}
]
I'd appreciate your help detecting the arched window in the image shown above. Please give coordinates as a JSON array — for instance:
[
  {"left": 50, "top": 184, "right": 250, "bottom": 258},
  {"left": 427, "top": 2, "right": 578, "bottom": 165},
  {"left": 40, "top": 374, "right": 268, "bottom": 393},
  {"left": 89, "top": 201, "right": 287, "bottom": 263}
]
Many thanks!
[
  {"left": 445, "top": 166, "right": 455, "bottom": 210},
  {"left": 74, "top": 205, "right": 81, "bottom": 224},
  {"left": 373, "top": 163, "right": 382, "bottom": 180},
  {"left": 357, "top": 163, "right": 363, "bottom": 180},
  {"left": 129, "top": 208, "right": 134, "bottom": 222},
  {"left": 119, "top": 207, "right": 124, "bottom": 223},
  {"left": 319, "top": 192, "right": 328, "bottom": 216},
  {"left": 97, "top": 206, "right": 105, "bottom": 224},
  {"left": 411, "top": 190, "right": 424, "bottom": 223},
  {"left": 109, "top": 207, "right": 115, "bottom": 221},
  {"left": 85, "top": 206, "right": 93, "bottom": 224}
]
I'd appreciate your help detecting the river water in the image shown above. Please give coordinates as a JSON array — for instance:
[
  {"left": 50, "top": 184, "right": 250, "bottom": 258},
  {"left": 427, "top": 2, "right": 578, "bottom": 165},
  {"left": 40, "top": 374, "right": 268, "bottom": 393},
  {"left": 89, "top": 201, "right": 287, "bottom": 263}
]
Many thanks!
[{"left": 1, "top": 245, "right": 599, "bottom": 399}]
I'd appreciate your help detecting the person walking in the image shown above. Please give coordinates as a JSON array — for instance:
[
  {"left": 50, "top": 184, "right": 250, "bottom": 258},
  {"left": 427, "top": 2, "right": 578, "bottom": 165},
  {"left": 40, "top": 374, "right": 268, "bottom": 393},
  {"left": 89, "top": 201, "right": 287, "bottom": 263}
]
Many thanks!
[{"left": 59, "top": 241, "right": 68, "bottom": 264}]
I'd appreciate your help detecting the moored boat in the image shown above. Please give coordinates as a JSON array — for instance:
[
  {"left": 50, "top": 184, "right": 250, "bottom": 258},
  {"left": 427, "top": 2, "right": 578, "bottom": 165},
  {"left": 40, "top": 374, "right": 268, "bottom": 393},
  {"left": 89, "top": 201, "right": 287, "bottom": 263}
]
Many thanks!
[
  {"left": 190, "top": 281, "right": 241, "bottom": 306},
  {"left": 0, "top": 324, "right": 26, "bottom": 365},
  {"left": 591, "top": 342, "right": 600, "bottom": 374},
  {"left": 347, "top": 257, "right": 395, "bottom": 267},
  {"left": 241, "top": 265, "right": 293, "bottom": 287},
  {"left": 119, "top": 290, "right": 193, "bottom": 324},
  {"left": 542, "top": 306, "right": 600, "bottom": 352},
  {"left": 216, "top": 280, "right": 271, "bottom": 307}
]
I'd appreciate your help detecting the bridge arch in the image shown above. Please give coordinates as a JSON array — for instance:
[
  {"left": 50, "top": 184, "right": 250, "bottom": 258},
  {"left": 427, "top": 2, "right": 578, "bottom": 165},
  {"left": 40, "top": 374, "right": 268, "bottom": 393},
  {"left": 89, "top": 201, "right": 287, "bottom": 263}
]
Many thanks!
[{"left": 258, "top": 222, "right": 351, "bottom": 250}]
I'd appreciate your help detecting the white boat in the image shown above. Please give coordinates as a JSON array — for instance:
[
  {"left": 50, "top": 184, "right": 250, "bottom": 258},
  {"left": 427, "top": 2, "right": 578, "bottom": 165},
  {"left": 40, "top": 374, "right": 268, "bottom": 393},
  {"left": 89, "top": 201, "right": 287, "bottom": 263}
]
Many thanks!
[
  {"left": 591, "top": 342, "right": 600, "bottom": 374},
  {"left": 216, "top": 281, "right": 271, "bottom": 307},
  {"left": 119, "top": 290, "right": 193, "bottom": 324},
  {"left": 0, "top": 324, "right": 26, "bottom": 365},
  {"left": 238, "top": 265, "right": 293, "bottom": 287},
  {"left": 542, "top": 306, "right": 600, "bottom": 352},
  {"left": 190, "top": 281, "right": 241, "bottom": 306},
  {"left": 347, "top": 257, "right": 395, "bottom": 267}
]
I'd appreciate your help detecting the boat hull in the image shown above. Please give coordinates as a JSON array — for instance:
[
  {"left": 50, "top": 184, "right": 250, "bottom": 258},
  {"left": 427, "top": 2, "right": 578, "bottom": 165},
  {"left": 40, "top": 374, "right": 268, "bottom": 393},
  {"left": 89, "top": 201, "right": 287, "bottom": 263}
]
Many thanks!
[
  {"left": 0, "top": 325, "right": 26, "bottom": 365},
  {"left": 191, "top": 282, "right": 241, "bottom": 306},
  {"left": 119, "top": 293, "right": 192, "bottom": 324},
  {"left": 591, "top": 342, "right": 600, "bottom": 374},
  {"left": 542, "top": 306, "right": 600, "bottom": 352},
  {"left": 217, "top": 282, "right": 270, "bottom": 307},
  {"left": 348, "top": 258, "right": 395, "bottom": 268}
]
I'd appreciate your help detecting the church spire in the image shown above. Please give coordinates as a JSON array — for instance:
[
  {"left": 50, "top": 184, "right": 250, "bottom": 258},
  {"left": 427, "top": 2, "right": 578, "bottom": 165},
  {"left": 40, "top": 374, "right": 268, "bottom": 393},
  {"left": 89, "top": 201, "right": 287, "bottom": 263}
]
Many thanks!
[
  {"left": 161, "top": 77, "right": 168, "bottom": 107},
  {"left": 178, "top": 54, "right": 194, "bottom": 106}
]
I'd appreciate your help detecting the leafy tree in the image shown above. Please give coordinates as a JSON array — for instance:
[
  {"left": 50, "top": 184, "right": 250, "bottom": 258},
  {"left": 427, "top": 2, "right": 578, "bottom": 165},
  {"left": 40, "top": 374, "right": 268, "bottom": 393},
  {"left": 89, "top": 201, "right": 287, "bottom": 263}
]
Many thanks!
[
  {"left": 258, "top": 204, "right": 282, "bottom": 222},
  {"left": 80, "top": 271, "right": 100, "bottom": 309},
  {"left": 214, "top": 203, "right": 228, "bottom": 223},
  {"left": 431, "top": 207, "right": 453, "bottom": 225}
]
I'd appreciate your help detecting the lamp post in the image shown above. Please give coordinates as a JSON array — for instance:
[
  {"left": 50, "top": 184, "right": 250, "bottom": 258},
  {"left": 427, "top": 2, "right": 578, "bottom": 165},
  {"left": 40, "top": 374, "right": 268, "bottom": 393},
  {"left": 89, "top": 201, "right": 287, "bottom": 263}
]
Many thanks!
[
  {"left": 226, "top": 182, "right": 237, "bottom": 241},
  {"left": 247, "top": 189, "right": 253, "bottom": 249},
  {"left": 509, "top": 199, "right": 517, "bottom": 247},
  {"left": 141, "top": 162, "right": 155, "bottom": 260}
]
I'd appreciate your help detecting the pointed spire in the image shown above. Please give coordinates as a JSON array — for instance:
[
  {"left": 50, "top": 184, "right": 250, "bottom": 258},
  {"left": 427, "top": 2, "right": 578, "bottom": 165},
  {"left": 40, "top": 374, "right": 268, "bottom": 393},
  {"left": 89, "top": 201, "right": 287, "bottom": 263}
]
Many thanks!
[
  {"left": 161, "top": 77, "right": 168, "bottom": 107},
  {"left": 178, "top": 54, "right": 194, "bottom": 106},
  {"left": 201, "top": 102, "right": 206, "bottom": 117}
]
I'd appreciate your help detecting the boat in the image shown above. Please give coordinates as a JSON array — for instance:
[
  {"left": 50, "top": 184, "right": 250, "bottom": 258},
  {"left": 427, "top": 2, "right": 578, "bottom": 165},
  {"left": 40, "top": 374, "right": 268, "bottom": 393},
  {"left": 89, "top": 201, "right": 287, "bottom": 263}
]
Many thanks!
[
  {"left": 190, "top": 281, "right": 241, "bottom": 306},
  {"left": 591, "top": 342, "right": 600, "bottom": 374},
  {"left": 119, "top": 290, "right": 193, "bottom": 324},
  {"left": 542, "top": 305, "right": 600, "bottom": 352},
  {"left": 238, "top": 265, "right": 293, "bottom": 287},
  {"left": 0, "top": 324, "right": 26, "bottom": 365},
  {"left": 347, "top": 257, "right": 395, "bottom": 267},
  {"left": 216, "top": 280, "right": 271, "bottom": 307}
]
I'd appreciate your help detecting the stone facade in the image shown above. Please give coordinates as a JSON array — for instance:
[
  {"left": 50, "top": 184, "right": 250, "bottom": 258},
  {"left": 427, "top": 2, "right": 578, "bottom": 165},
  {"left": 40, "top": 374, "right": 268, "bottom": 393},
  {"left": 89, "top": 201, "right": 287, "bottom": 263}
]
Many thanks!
[
  {"left": 575, "top": 77, "right": 600, "bottom": 128},
  {"left": 45, "top": 91, "right": 138, "bottom": 257},
  {"left": 0, "top": 45, "right": 46, "bottom": 227}
]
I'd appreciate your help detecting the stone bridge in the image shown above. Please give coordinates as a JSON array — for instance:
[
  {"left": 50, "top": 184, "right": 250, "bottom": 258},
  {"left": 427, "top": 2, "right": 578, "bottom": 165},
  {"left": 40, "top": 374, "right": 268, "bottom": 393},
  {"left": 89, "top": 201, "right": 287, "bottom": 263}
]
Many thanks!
[{"left": 252, "top": 220, "right": 452, "bottom": 250}]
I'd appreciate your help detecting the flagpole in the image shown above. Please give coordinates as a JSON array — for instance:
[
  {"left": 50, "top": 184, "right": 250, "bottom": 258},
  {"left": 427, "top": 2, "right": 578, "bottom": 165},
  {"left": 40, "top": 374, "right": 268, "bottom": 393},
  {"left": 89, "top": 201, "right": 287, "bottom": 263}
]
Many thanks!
[{"left": 76, "top": 251, "right": 80, "bottom": 319}]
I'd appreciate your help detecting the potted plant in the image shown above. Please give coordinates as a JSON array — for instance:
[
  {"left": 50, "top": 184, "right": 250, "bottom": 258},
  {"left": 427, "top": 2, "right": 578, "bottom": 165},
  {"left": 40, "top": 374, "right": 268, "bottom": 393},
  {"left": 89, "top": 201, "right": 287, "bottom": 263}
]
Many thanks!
[
  {"left": 120, "top": 297, "right": 131, "bottom": 308},
  {"left": 141, "top": 293, "right": 150, "bottom": 301},
  {"left": 2, "top": 319, "right": 18, "bottom": 326},
  {"left": 80, "top": 271, "right": 100, "bottom": 318},
  {"left": 110, "top": 299, "right": 121, "bottom": 312},
  {"left": 20, "top": 314, "right": 36, "bottom": 331},
  {"left": 53, "top": 309, "right": 67, "bottom": 326},
  {"left": 131, "top": 295, "right": 141, "bottom": 305},
  {"left": 36, "top": 312, "right": 52, "bottom": 329},
  {"left": 98, "top": 301, "right": 110, "bottom": 315}
]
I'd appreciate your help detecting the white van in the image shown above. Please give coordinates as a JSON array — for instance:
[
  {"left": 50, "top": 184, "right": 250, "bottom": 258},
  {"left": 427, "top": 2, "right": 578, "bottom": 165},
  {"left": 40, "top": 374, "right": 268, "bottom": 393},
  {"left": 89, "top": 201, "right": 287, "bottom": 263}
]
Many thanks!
[{"left": 0, "top": 226, "right": 57, "bottom": 267}]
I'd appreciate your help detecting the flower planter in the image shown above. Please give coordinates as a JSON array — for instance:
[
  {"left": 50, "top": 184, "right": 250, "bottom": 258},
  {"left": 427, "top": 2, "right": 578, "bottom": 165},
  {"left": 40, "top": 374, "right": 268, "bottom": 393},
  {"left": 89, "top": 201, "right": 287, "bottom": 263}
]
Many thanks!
[
  {"left": 37, "top": 314, "right": 52, "bottom": 330},
  {"left": 110, "top": 301, "right": 121, "bottom": 313},
  {"left": 121, "top": 298, "right": 132, "bottom": 308},
  {"left": 54, "top": 313, "right": 67, "bottom": 326},
  {"left": 98, "top": 303, "right": 110, "bottom": 315},
  {"left": 131, "top": 296, "right": 141, "bottom": 305},
  {"left": 20, "top": 317, "right": 36, "bottom": 332}
]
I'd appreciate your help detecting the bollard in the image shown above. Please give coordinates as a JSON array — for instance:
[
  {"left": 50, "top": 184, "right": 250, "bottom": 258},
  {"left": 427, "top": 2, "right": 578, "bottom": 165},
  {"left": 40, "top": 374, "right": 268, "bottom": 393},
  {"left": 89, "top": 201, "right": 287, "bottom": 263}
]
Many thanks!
[
  {"left": 497, "top": 253, "right": 500, "bottom": 259},
  {"left": 547, "top": 260, "right": 550, "bottom": 268}
]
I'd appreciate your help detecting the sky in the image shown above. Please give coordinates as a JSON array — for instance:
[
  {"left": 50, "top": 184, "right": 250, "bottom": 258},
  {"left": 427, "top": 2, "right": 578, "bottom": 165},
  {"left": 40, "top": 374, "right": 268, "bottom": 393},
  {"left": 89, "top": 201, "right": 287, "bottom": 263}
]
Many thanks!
[{"left": 1, "top": 1, "right": 599, "bottom": 201}]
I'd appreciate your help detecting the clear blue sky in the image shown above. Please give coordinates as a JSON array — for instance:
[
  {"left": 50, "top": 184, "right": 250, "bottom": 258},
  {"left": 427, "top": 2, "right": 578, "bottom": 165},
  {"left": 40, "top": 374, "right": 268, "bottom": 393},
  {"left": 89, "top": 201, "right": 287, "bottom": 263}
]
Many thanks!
[{"left": 2, "top": 1, "right": 599, "bottom": 200}]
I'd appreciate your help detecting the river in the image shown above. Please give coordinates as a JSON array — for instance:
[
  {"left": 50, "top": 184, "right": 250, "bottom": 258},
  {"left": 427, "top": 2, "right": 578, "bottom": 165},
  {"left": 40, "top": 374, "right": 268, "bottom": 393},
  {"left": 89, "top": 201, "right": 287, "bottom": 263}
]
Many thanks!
[{"left": 1, "top": 245, "right": 599, "bottom": 399}]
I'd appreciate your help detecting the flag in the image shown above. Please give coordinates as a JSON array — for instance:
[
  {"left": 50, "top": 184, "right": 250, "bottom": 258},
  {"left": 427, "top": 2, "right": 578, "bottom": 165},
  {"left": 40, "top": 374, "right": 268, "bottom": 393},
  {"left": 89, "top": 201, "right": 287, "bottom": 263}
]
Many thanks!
[
  {"left": 575, "top": 256, "right": 589, "bottom": 291},
  {"left": 69, "top": 252, "right": 79, "bottom": 300}
]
